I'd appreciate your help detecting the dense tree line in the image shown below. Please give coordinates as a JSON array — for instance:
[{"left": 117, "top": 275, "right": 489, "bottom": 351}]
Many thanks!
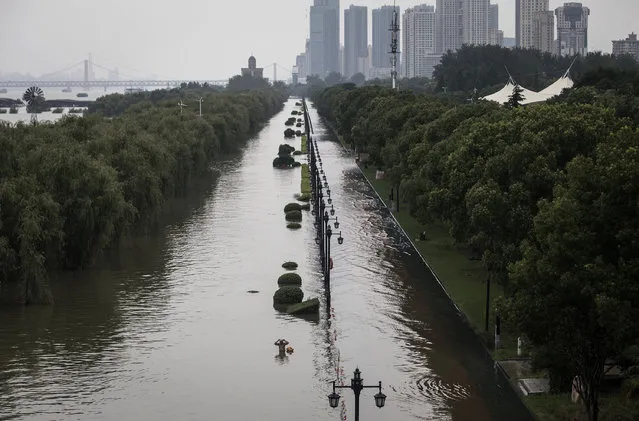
[
  {"left": 311, "top": 66, "right": 639, "bottom": 420},
  {"left": 433, "top": 45, "right": 639, "bottom": 94},
  {"left": 0, "top": 86, "right": 287, "bottom": 305}
]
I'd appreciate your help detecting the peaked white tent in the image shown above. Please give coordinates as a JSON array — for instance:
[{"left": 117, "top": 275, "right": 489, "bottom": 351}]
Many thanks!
[{"left": 481, "top": 65, "right": 575, "bottom": 106}]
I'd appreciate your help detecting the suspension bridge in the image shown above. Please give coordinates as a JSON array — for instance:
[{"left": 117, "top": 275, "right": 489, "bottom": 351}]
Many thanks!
[{"left": 0, "top": 59, "right": 293, "bottom": 90}]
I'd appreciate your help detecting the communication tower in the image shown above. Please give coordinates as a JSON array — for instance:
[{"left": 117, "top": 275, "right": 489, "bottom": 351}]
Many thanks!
[{"left": 389, "top": 2, "right": 400, "bottom": 90}]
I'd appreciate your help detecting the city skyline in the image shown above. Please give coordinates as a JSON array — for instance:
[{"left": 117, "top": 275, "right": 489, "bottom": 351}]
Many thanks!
[{"left": 1, "top": 0, "right": 638, "bottom": 80}]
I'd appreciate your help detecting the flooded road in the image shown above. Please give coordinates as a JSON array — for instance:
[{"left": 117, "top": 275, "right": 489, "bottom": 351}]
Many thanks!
[{"left": 0, "top": 99, "right": 532, "bottom": 421}]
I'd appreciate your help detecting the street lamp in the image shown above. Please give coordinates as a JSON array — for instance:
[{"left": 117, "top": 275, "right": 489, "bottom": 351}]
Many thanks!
[{"left": 328, "top": 368, "right": 386, "bottom": 421}]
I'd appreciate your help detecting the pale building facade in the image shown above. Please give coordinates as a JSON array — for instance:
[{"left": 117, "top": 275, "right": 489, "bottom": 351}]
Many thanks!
[
  {"left": 516, "top": 0, "right": 550, "bottom": 48},
  {"left": 403, "top": 5, "right": 440, "bottom": 78},
  {"left": 344, "top": 5, "right": 368, "bottom": 79},
  {"left": 435, "top": 0, "right": 462, "bottom": 54},
  {"left": 309, "top": 0, "right": 340, "bottom": 77},
  {"left": 532, "top": 11, "right": 555, "bottom": 54},
  {"left": 462, "top": 0, "right": 490, "bottom": 46}
]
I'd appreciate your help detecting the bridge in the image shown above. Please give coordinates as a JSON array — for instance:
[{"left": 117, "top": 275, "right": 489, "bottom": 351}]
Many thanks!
[
  {"left": 0, "top": 80, "right": 228, "bottom": 89},
  {"left": 0, "top": 58, "right": 293, "bottom": 90}
]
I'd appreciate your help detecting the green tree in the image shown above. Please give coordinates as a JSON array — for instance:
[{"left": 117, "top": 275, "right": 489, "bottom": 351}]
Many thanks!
[
  {"left": 508, "top": 128, "right": 639, "bottom": 421},
  {"left": 505, "top": 84, "right": 525, "bottom": 108}
]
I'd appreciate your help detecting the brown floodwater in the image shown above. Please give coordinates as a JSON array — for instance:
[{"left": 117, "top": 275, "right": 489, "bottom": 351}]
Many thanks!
[{"left": 0, "top": 99, "right": 533, "bottom": 421}]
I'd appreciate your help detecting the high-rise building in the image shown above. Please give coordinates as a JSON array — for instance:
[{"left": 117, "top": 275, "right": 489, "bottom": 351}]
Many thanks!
[
  {"left": 555, "top": 2, "right": 590, "bottom": 56},
  {"left": 296, "top": 53, "right": 308, "bottom": 81},
  {"left": 402, "top": 5, "right": 439, "bottom": 78},
  {"left": 344, "top": 5, "right": 368, "bottom": 79},
  {"left": 372, "top": 5, "right": 400, "bottom": 68},
  {"left": 488, "top": 3, "right": 501, "bottom": 45},
  {"left": 435, "top": 0, "right": 462, "bottom": 54},
  {"left": 462, "top": 0, "right": 490, "bottom": 46},
  {"left": 516, "top": 0, "right": 550, "bottom": 48},
  {"left": 612, "top": 33, "right": 639, "bottom": 63},
  {"left": 309, "top": 0, "right": 340, "bottom": 78},
  {"left": 532, "top": 11, "right": 555, "bottom": 54}
]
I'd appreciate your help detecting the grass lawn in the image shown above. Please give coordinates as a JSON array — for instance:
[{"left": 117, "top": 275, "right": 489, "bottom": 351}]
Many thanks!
[{"left": 525, "top": 393, "right": 639, "bottom": 421}]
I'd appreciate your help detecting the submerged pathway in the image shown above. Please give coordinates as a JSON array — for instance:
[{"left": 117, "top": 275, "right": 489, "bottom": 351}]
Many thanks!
[{"left": 0, "top": 98, "right": 532, "bottom": 421}]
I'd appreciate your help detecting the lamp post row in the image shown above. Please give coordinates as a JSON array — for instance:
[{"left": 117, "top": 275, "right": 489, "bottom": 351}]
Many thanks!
[
  {"left": 302, "top": 99, "right": 386, "bottom": 421},
  {"left": 302, "top": 99, "right": 342, "bottom": 308}
]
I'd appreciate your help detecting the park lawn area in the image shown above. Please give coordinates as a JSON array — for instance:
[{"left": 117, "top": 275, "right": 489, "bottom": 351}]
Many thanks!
[
  {"left": 525, "top": 393, "right": 639, "bottom": 421},
  {"left": 360, "top": 166, "right": 506, "bottom": 339}
]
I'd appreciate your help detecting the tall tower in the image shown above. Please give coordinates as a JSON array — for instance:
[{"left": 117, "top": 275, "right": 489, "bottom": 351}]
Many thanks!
[
  {"left": 516, "top": 0, "right": 550, "bottom": 48},
  {"left": 555, "top": 2, "right": 590, "bottom": 56},
  {"left": 389, "top": 3, "right": 400, "bottom": 89},
  {"left": 436, "top": 0, "right": 462, "bottom": 54},
  {"left": 402, "top": 5, "right": 437, "bottom": 78},
  {"left": 462, "top": 0, "right": 490, "bottom": 46},
  {"left": 309, "top": 0, "right": 340, "bottom": 78},
  {"left": 532, "top": 11, "right": 555, "bottom": 54},
  {"left": 83, "top": 59, "right": 89, "bottom": 89},
  {"left": 344, "top": 5, "right": 368, "bottom": 79}
]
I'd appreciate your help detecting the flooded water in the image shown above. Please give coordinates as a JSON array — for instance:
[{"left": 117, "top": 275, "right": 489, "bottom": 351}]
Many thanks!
[
  {"left": 0, "top": 99, "right": 533, "bottom": 421},
  {"left": 0, "top": 86, "right": 143, "bottom": 124}
]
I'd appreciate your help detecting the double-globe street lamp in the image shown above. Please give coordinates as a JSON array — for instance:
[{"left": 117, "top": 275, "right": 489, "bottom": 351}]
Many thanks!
[{"left": 328, "top": 368, "right": 387, "bottom": 421}]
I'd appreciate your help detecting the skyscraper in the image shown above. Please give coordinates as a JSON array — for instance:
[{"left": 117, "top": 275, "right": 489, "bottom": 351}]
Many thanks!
[
  {"left": 309, "top": 0, "right": 340, "bottom": 78},
  {"left": 372, "top": 5, "right": 400, "bottom": 68},
  {"left": 344, "top": 5, "right": 368, "bottom": 79},
  {"left": 532, "top": 11, "right": 555, "bottom": 54},
  {"left": 516, "top": 0, "right": 550, "bottom": 48},
  {"left": 402, "top": 5, "right": 438, "bottom": 78},
  {"left": 296, "top": 53, "right": 308, "bottom": 81},
  {"left": 435, "top": 0, "right": 462, "bottom": 54},
  {"left": 462, "top": 0, "right": 490, "bottom": 46},
  {"left": 555, "top": 2, "right": 589, "bottom": 56},
  {"left": 488, "top": 3, "right": 502, "bottom": 45}
]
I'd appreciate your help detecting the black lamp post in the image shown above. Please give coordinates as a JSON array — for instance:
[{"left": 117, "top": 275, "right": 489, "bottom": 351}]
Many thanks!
[{"left": 328, "top": 368, "right": 386, "bottom": 421}]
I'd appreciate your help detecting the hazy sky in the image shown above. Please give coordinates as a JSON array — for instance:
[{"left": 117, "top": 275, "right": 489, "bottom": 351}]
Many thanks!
[{"left": 0, "top": 0, "right": 637, "bottom": 81}]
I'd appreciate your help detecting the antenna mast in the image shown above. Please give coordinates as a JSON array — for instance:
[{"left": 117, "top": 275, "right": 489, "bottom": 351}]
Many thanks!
[{"left": 389, "top": 1, "right": 400, "bottom": 90}]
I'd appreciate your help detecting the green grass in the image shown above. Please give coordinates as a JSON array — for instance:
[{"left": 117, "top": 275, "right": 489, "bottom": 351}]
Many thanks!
[
  {"left": 301, "top": 135, "right": 308, "bottom": 153},
  {"left": 525, "top": 393, "right": 639, "bottom": 421},
  {"left": 300, "top": 164, "right": 311, "bottom": 195},
  {"left": 360, "top": 166, "right": 505, "bottom": 338}
]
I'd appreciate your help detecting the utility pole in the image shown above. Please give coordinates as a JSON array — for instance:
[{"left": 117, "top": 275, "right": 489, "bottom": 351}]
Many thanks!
[
  {"left": 178, "top": 100, "right": 188, "bottom": 114},
  {"left": 198, "top": 97, "right": 203, "bottom": 117},
  {"left": 389, "top": 1, "right": 400, "bottom": 91}
]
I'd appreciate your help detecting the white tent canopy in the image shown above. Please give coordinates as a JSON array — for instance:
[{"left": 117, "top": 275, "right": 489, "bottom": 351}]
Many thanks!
[{"left": 481, "top": 67, "right": 574, "bottom": 106}]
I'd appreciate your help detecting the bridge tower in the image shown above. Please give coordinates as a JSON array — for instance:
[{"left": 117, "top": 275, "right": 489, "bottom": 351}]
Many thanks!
[
  {"left": 83, "top": 60, "right": 89, "bottom": 90},
  {"left": 273, "top": 63, "right": 277, "bottom": 83}
]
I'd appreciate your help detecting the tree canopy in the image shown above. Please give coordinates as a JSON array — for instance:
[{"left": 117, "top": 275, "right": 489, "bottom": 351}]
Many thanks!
[
  {"left": 311, "top": 61, "right": 639, "bottom": 420},
  {"left": 0, "top": 85, "right": 287, "bottom": 305}
]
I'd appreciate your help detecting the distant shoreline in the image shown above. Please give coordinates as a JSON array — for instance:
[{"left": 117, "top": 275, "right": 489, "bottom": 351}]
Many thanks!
[{"left": 0, "top": 98, "right": 94, "bottom": 107}]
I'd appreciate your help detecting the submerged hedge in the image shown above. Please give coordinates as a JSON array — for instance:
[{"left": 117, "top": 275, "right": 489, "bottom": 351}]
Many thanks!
[
  {"left": 273, "top": 286, "right": 304, "bottom": 304},
  {"left": 285, "top": 210, "right": 303, "bottom": 222},
  {"left": 278, "top": 272, "right": 302, "bottom": 286},
  {"left": 0, "top": 86, "right": 288, "bottom": 305}
]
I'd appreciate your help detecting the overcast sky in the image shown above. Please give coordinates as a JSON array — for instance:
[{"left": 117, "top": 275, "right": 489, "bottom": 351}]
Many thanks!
[{"left": 0, "top": 0, "right": 637, "bottom": 81}]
